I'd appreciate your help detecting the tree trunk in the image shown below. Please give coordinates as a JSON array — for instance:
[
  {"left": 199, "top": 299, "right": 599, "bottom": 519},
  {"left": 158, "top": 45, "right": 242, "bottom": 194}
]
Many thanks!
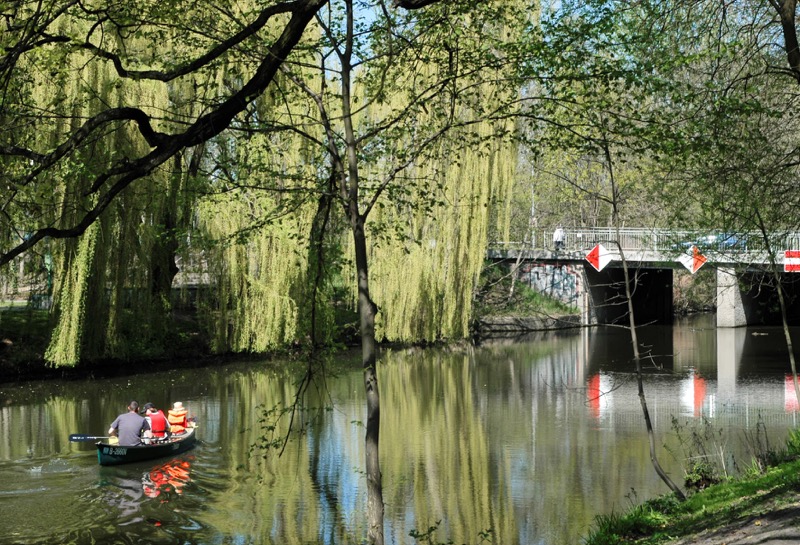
[
  {"left": 352, "top": 214, "right": 384, "bottom": 545},
  {"left": 604, "top": 139, "right": 685, "bottom": 500},
  {"left": 775, "top": 0, "right": 800, "bottom": 83},
  {"left": 508, "top": 245, "right": 525, "bottom": 302},
  {"left": 617, "top": 239, "right": 686, "bottom": 501}
]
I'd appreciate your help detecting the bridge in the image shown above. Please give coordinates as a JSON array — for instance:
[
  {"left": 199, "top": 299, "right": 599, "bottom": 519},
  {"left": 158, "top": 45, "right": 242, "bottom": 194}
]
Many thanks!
[
  {"left": 488, "top": 228, "right": 800, "bottom": 328},
  {"left": 492, "top": 227, "right": 800, "bottom": 263}
]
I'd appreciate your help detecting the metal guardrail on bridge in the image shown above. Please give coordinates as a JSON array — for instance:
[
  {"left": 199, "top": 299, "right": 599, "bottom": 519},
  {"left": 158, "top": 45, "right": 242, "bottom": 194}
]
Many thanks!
[{"left": 491, "top": 228, "right": 800, "bottom": 259}]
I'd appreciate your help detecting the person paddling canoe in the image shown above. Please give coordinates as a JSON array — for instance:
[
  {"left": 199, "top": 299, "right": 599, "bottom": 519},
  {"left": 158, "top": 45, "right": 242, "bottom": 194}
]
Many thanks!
[{"left": 108, "top": 401, "right": 150, "bottom": 446}]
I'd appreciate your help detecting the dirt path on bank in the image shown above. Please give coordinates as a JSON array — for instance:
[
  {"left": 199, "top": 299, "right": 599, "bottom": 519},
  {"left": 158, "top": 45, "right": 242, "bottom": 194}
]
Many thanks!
[{"left": 670, "top": 501, "right": 800, "bottom": 545}]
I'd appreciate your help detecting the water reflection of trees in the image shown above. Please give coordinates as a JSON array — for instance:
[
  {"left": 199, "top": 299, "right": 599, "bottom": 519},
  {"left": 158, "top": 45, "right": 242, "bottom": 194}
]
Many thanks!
[
  {"left": 381, "top": 349, "right": 518, "bottom": 544},
  {"left": 4, "top": 333, "right": 800, "bottom": 544}
]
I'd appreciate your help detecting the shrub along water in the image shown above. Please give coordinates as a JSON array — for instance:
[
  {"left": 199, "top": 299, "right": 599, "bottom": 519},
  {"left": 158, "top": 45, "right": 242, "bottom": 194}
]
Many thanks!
[{"left": 584, "top": 428, "right": 800, "bottom": 545}]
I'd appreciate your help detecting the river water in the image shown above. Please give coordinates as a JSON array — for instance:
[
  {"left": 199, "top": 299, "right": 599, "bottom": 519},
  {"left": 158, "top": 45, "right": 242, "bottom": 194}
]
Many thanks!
[{"left": 1, "top": 314, "right": 799, "bottom": 545}]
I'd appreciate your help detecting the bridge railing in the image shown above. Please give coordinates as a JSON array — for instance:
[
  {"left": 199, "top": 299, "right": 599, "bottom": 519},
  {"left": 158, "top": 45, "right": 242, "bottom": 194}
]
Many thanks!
[{"left": 492, "top": 228, "right": 800, "bottom": 257}]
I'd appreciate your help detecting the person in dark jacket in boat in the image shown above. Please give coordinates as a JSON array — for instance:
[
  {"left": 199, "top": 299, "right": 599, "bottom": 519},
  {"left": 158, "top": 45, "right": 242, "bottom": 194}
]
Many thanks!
[
  {"left": 108, "top": 401, "right": 150, "bottom": 446},
  {"left": 141, "top": 402, "right": 171, "bottom": 443}
]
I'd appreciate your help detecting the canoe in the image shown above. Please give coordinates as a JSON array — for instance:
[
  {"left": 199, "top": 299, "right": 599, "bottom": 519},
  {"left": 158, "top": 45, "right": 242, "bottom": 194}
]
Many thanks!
[{"left": 96, "top": 427, "right": 197, "bottom": 466}]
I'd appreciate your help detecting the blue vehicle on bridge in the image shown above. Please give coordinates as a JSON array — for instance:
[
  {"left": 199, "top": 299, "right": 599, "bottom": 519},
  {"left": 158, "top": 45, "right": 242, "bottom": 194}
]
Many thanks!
[{"left": 675, "top": 232, "right": 747, "bottom": 252}]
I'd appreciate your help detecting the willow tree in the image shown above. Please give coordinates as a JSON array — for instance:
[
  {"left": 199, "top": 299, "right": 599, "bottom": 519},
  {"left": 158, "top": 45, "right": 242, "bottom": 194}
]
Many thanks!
[
  {"left": 0, "top": 12, "right": 204, "bottom": 365},
  {"left": 193, "top": 125, "right": 331, "bottom": 353},
  {"left": 248, "top": 2, "right": 527, "bottom": 542},
  {"left": 1, "top": 0, "right": 344, "bottom": 365},
  {"left": 368, "top": 124, "right": 518, "bottom": 343},
  {"left": 0, "top": 0, "right": 409, "bottom": 363}
]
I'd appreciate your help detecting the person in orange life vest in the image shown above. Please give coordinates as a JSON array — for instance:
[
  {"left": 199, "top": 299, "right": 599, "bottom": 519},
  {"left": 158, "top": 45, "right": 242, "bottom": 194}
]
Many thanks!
[
  {"left": 167, "top": 401, "right": 189, "bottom": 434},
  {"left": 142, "top": 402, "right": 171, "bottom": 442}
]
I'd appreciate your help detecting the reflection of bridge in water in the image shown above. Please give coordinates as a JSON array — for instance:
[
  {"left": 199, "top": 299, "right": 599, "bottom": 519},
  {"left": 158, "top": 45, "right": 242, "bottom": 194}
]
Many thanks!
[
  {"left": 577, "top": 325, "right": 800, "bottom": 428},
  {"left": 488, "top": 228, "right": 800, "bottom": 328}
]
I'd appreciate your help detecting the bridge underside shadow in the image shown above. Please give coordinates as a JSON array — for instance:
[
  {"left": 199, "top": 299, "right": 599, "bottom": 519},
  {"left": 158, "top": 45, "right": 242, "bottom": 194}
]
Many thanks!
[
  {"left": 585, "top": 266, "right": 673, "bottom": 325},
  {"left": 587, "top": 266, "right": 800, "bottom": 326}
]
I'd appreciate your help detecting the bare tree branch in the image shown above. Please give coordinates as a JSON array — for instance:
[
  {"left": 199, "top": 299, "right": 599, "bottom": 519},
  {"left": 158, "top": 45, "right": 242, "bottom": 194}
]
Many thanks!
[{"left": 74, "top": 1, "right": 302, "bottom": 82}]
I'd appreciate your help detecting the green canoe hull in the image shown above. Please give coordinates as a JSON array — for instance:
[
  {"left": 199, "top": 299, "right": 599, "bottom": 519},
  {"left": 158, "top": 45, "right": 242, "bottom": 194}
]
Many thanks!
[{"left": 96, "top": 427, "right": 197, "bottom": 465}]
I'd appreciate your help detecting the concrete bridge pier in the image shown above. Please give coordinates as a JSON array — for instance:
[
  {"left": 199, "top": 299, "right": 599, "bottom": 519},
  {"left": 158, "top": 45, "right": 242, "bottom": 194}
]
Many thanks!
[
  {"left": 716, "top": 267, "right": 800, "bottom": 327},
  {"left": 716, "top": 267, "right": 747, "bottom": 328}
]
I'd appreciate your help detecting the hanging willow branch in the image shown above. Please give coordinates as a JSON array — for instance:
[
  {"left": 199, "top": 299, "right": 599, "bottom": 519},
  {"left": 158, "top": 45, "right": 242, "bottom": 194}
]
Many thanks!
[
  {"left": 0, "top": 0, "right": 326, "bottom": 268},
  {"left": 1, "top": 0, "right": 454, "bottom": 271}
]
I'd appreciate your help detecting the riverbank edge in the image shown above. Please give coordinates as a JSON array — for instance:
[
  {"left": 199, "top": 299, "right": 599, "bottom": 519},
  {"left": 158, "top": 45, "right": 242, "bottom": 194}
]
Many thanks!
[
  {"left": 473, "top": 313, "right": 582, "bottom": 337},
  {"left": 586, "top": 457, "right": 800, "bottom": 545},
  {"left": 0, "top": 308, "right": 582, "bottom": 385}
]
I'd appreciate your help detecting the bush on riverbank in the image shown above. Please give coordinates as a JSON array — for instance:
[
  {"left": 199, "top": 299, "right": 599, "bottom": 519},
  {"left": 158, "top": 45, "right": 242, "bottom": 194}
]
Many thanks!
[
  {"left": 472, "top": 261, "right": 578, "bottom": 319},
  {"left": 585, "top": 429, "right": 800, "bottom": 544},
  {"left": 673, "top": 269, "right": 716, "bottom": 315},
  {"left": 0, "top": 304, "right": 220, "bottom": 381}
]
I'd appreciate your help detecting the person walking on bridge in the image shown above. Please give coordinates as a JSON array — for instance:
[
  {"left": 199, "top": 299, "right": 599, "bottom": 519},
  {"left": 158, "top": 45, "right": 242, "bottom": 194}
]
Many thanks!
[{"left": 553, "top": 226, "right": 565, "bottom": 251}]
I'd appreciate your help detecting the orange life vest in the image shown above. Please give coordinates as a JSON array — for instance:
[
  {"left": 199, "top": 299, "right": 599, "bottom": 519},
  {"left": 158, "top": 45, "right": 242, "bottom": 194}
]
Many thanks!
[{"left": 167, "top": 407, "right": 188, "bottom": 434}]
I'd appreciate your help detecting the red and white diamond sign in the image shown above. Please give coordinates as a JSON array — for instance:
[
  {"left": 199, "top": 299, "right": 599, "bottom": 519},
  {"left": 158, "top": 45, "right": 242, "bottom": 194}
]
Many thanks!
[
  {"left": 784, "top": 250, "right": 800, "bottom": 272},
  {"left": 586, "top": 244, "right": 612, "bottom": 272},
  {"left": 679, "top": 245, "right": 707, "bottom": 274}
]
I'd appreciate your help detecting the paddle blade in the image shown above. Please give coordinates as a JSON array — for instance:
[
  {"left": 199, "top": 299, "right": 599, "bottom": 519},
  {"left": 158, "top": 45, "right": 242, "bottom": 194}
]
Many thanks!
[{"left": 69, "top": 434, "right": 109, "bottom": 442}]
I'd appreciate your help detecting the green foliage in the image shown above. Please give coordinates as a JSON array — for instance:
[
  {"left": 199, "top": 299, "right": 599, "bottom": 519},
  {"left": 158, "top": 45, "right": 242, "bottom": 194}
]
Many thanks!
[
  {"left": 683, "top": 459, "right": 720, "bottom": 492},
  {"left": 250, "top": 402, "right": 296, "bottom": 458},
  {"left": 785, "top": 428, "right": 800, "bottom": 457},
  {"left": 584, "top": 501, "right": 673, "bottom": 545},
  {"left": 45, "top": 222, "right": 99, "bottom": 367},
  {"left": 409, "top": 520, "right": 494, "bottom": 545},
  {"left": 668, "top": 416, "right": 729, "bottom": 492},
  {"left": 740, "top": 416, "right": 800, "bottom": 474},
  {"left": 250, "top": 401, "right": 333, "bottom": 460}
]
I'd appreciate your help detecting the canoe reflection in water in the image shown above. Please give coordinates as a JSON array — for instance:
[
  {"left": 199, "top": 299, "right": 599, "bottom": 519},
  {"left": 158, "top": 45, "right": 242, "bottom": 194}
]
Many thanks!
[{"left": 142, "top": 457, "right": 193, "bottom": 499}]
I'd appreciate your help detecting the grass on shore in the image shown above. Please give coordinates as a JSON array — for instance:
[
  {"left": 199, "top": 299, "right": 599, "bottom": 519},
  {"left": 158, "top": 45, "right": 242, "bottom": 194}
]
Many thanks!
[{"left": 585, "top": 430, "right": 800, "bottom": 545}]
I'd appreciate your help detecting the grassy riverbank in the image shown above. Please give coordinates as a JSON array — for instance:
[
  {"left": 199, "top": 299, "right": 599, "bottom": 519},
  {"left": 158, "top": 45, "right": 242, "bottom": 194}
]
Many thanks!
[{"left": 585, "top": 432, "right": 800, "bottom": 545}]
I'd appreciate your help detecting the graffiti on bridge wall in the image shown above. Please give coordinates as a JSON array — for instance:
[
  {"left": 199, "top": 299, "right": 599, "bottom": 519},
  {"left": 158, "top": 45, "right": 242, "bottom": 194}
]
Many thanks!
[{"left": 519, "top": 262, "right": 581, "bottom": 307}]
